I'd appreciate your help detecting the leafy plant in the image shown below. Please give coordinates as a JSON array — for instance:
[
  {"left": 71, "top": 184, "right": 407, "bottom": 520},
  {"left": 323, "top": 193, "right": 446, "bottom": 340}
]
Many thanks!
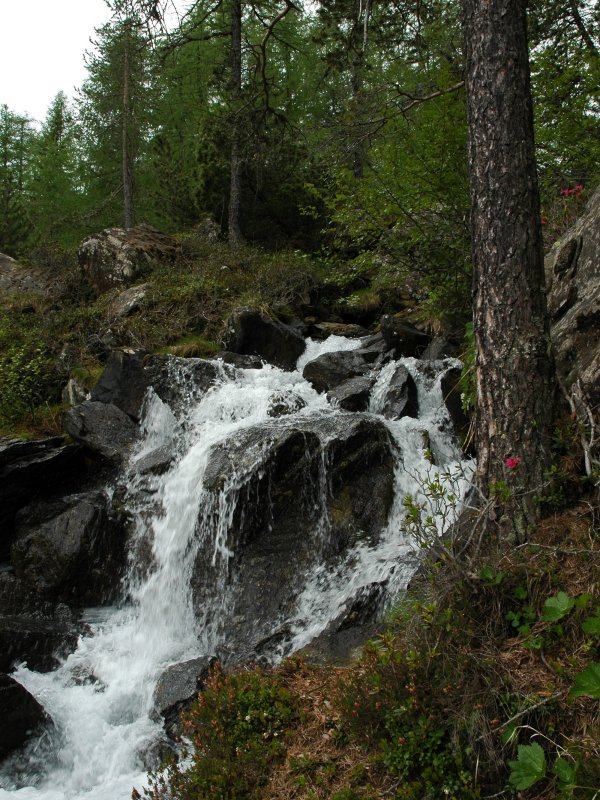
[
  {"left": 508, "top": 742, "right": 547, "bottom": 790},
  {"left": 541, "top": 591, "right": 576, "bottom": 622},
  {"left": 569, "top": 662, "right": 600, "bottom": 700}
]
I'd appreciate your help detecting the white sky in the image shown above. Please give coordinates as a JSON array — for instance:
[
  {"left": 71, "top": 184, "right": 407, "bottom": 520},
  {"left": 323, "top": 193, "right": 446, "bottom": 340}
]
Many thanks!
[{"left": 0, "top": 0, "right": 115, "bottom": 124}]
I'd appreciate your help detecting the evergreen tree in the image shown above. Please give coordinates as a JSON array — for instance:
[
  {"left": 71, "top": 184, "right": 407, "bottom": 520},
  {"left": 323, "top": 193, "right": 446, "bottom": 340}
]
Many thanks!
[
  {"left": 0, "top": 105, "right": 33, "bottom": 255},
  {"left": 78, "top": 14, "right": 154, "bottom": 229},
  {"left": 29, "top": 92, "right": 82, "bottom": 246}
]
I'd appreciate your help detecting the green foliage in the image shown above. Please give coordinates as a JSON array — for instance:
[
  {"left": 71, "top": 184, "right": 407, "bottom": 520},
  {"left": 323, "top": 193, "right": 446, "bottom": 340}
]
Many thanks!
[
  {"left": 541, "top": 591, "right": 576, "bottom": 622},
  {"left": 0, "top": 343, "right": 60, "bottom": 425},
  {"left": 145, "top": 663, "right": 298, "bottom": 800},
  {"left": 336, "top": 632, "right": 478, "bottom": 800},
  {"left": 508, "top": 742, "right": 547, "bottom": 790},
  {"left": 581, "top": 607, "right": 600, "bottom": 637},
  {"left": 569, "top": 662, "right": 600, "bottom": 699}
]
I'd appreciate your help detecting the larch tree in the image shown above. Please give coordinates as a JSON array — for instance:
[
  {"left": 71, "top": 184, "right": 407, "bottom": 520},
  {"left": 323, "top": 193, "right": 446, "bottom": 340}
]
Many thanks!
[{"left": 462, "top": 0, "right": 557, "bottom": 537}]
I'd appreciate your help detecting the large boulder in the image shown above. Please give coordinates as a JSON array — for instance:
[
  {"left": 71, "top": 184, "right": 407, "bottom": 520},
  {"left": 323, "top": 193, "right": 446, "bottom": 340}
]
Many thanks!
[
  {"left": 0, "top": 675, "right": 51, "bottom": 762},
  {"left": 89, "top": 351, "right": 223, "bottom": 422},
  {"left": 222, "top": 308, "right": 306, "bottom": 370},
  {"left": 79, "top": 224, "right": 180, "bottom": 295},
  {"left": 0, "top": 437, "right": 85, "bottom": 561},
  {"left": 152, "top": 656, "right": 216, "bottom": 740},
  {"left": 63, "top": 401, "right": 137, "bottom": 464},
  {"left": 546, "top": 187, "right": 600, "bottom": 404},
  {"left": 191, "top": 414, "right": 395, "bottom": 662},
  {"left": 302, "top": 350, "right": 371, "bottom": 393},
  {"left": 11, "top": 491, "right": 125, "bottom": 605}
]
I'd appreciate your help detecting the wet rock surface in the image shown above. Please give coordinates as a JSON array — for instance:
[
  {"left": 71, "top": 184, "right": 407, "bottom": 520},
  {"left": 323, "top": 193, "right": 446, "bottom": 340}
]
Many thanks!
[
  {"left": 302, "top": 350, "right": 371, "bottom": 393},
  {"left": 195, "top": 414, "right": 395, "bottom": 662},
  {"left": 0, "top": 674, "right": 52, "bottom": 762},
  {"left": 379, "top": 364, "right": 419, "bottom": 420},
  {"left": 0, "top": 437, "right": 85, "bottom": 561},
  {"left": 222, "top": 308, "right": 306, "bottom": 370},
  {"left": 11, "top": 491, "right": 125, "bottom": 605},
  {"left": 152, "top": 656, "right": 216, "bottom": 739},
  {"left": 63, "top": 401, "right": 137, "bottom": 464},
  {"left": 327, "top": 376, "right": 375, "bottom": 411},
  {"left": 0, "top": 573, "right": 82, "bottom": 672}
]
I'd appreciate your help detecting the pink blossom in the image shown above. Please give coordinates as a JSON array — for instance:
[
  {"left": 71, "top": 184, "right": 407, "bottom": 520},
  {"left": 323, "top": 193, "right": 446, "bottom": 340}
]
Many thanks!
[{"left": 504, "top": 456, "right": 522, "bottom": 469}]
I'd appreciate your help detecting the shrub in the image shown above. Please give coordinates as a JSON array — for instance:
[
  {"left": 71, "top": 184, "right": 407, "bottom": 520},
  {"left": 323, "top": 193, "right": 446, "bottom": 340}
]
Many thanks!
[{"left": 145, "top": 663, "right": 299, "bottom": 800}]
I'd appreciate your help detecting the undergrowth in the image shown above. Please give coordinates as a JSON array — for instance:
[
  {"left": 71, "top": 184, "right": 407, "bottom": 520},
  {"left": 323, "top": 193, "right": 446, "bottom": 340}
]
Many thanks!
[{"left": 144, "top": 493, "right": 599, "bottom": 800}]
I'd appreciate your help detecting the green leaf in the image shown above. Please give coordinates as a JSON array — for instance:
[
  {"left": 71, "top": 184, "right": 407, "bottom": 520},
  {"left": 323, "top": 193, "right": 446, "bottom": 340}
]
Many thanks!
[
  {"left": 569, "top": 662, "right": 600, "bottom": 699},
  {"left": 553, "top": 757, "right": 577, "bottom": 790},
  {"left": 581, "top": 609, "right": 600, "bottom": 637},
  {"left": 508, "top": 742, "right": 547, "bottom": 790},
  {"left": 541, "top": 591, "right": 575, "bottom": 622}
]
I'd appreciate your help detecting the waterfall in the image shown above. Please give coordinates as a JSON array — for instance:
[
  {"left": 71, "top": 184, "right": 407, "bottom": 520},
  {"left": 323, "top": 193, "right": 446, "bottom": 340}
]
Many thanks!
[{"left": 0, "top": 336, "right": 473, "bottom": 800}]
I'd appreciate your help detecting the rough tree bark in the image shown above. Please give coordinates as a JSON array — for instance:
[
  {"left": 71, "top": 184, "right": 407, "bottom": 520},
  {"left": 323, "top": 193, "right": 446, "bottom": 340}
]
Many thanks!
[
  {"left": 463, "top": 0, "right": 557, "bottom": 537},
  {"left": 228, "top": 0, "right": 244, "bottom": 246}
]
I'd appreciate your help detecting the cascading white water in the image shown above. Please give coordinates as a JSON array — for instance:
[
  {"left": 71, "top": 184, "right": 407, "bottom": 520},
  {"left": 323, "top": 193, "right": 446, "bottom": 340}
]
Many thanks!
[{"left": 0, "top": 337, "right": 473, "bottom": 800}]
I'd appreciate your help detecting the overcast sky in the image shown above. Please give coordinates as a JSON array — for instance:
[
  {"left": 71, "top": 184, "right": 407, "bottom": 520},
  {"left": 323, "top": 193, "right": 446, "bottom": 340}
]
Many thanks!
[{"left": 0, "top": 0, "right": 116, "bottom": 124}]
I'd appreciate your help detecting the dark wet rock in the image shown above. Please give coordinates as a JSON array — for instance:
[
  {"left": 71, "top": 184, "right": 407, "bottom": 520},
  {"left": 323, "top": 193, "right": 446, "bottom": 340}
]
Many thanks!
[
  {"left": 302, "top": 350, "right": 371, "bottom": 393},
  {"left": 140, "top": 737, "right": 177, "bottom": 770},
  {"left": 0, "top": 674, "right": 52, "bottom": 762},
  {"left": 143, "top": 356, "right": 222, "bottom": 412},
  {"left": 546, "top": 186, "right": 600, "bottom": 405},
  {"left": 0, "top": 437, "right": 85, "bottom": 561},
  {"left": 313, "top": 322, "right": 368, "bottom": 338},
  {"left": 213, "top": 351, "right": 265, "bottom": 369},
  {"left": 222, "top": 308, "right": 305, "bottom": 370},
  {"left": 79, "top": 225, "right": 180, "bottom": 295},
  {"left": 195, "top": 415, "right": 395, "bottom": 663},
  {"left": 0, "top": 573, "right": 82, "bottom": 672},
  {"left": 380, "top": 365, "right": 419, "bottom": 420},
  {"left": 440, "top": 367, "right": 469, "bottom": 438},
  {"left": 11, "top": 491, "right": 125, "bottom": 605},
  {"left": 267, "top": 391, "right": 307, "bottom": 418},
  {"left": 152, "top": 656, "right": 216, "bottom": 739},
  {"left": 298, "top": 583, "right": 387, "bottom": 665},
  {"left": 380, "top": 315, "right": 431, "bottom": 357},
  {"left": 90, "top": 350, "right": 149, "bottom": 421},
  {"left": 63, "top": 401, "right": 137, "bottom": 464},
  {"left": 0, "top": 614, "right": 80, "bottom": 673},
  {"left": 327, "top": 376, "right": 375, "bottom": 411},
  {"left": 132, "top": 445, "right": 173, "bottom": 476}
]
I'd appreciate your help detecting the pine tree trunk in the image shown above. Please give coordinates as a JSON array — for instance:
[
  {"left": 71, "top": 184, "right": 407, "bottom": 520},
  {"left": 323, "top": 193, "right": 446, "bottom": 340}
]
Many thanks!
[
  {"left": 463, "top": 0, "right": 556, "bottom": 537},
  {"left": 228, "top": 0, "right": 244, "bottom": 246},
  {"left": 122, "top": 22, "right": 134, "bottom": 229}
]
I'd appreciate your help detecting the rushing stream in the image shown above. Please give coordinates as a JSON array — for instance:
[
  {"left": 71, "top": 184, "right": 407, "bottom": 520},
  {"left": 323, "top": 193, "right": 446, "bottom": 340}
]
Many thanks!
[{"left": 0, "top": 336, "right": 472, "bottom": 800}]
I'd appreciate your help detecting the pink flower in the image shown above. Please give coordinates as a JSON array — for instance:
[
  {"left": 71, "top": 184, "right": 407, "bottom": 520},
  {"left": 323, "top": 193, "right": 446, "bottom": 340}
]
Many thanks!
[
  {"left": 575, "top": 185, "right": 584, "bottom": 192},
  {"left": 504, "top": 456, "right": 522, "bottom": 469}
]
